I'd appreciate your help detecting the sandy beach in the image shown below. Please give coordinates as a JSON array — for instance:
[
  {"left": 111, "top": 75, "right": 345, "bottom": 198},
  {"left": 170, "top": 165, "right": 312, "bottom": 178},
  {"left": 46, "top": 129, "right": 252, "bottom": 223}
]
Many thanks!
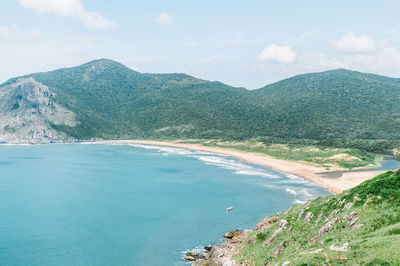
[{"left": 98, "top": 140, "right": 388, "bottom": 194}]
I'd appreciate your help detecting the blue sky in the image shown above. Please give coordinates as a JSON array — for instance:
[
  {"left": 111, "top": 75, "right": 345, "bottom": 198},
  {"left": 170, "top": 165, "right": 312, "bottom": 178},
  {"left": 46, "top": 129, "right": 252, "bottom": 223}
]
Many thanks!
[{"left": 1, "top": 0, "right": 400, "bottom": 89}]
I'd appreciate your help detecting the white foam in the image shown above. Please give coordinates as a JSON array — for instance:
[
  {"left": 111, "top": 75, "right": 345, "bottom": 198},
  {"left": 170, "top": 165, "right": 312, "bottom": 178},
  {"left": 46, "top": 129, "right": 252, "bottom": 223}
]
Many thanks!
[
  {"left": 298, "top": 189, "right": 313, "bottom": 197},
  {"left": 236, "top": 170, "right": 278, "bottom": 178},
  {"left": 128, "top": 144, "right": 195, "bottom": 156},
  {"left": 282, "top": 174, "right": 308, "bottom": 184},
  {"left": 293, "top": 199, "right": 305, "bottom": 204},
  {"left": 127, "top": 143, "right": 284, "bottom": 179},
  {"left": 195, "top": 155, "right": 281, "bottom": 178},
  {"left": 285, "top": 188, "right": 298, "bottom": 195}
]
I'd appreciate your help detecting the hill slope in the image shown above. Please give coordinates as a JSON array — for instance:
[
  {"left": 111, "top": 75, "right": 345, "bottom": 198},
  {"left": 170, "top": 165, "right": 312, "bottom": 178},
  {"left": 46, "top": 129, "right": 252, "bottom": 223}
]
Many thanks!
[
  {"left": 0, "top": 77, "right": 77, "bottom": 143},
  {"left": 1, "top": 60, "right": 400, "bottom": 151},
  {"left": 252, "top": 69, "right": 400, "bottom": 141},
  {"left": 194, "top": 169, "right": 400, "bottom": 265},
  {"left": 4, "top": 59, "right": 255, "bottom": 140}
]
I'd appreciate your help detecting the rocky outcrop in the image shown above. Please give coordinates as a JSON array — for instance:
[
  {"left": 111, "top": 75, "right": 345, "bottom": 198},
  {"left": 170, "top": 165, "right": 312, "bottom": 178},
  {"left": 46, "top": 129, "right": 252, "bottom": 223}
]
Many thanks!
[
  {"left": 185, "top": 252, "right": 205, "bottom": 261},
  {"left": 317, "top": 217, "right": 339, "bottom": 237},
  {"left": 224, "top": 230, "right": 241, "bottom": 239},
  {"left": 192, "top": 231, "right": 248, "bottom": 266},
  {"left": 304, "top": 212, "right": 314, "bottom": 223},
  {"left": 273, "top": 242, "right": 285, "bottom": 258},
  {"left": 254, "top": 217, "right": 279, "bottom": 230},
  {"left": 0, "top": 78, "right": 77, "bottom": 143}
]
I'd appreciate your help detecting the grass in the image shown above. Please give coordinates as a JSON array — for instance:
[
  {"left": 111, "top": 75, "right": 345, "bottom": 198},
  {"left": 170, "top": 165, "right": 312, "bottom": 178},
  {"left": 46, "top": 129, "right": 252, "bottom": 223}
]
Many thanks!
[
  {"left": 179, "top": 139, "right": 381, "bottom": 169},
  {"left": 234, "top": 170, "right": 400, "bottom": 265}
]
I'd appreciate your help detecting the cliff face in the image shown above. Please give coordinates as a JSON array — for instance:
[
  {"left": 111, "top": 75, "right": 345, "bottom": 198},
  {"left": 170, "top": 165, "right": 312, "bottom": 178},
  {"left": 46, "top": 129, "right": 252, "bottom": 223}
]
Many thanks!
[
  {"left": 0, "top": 78, "right": 77, "bottom": 143},
  {"left": 192, "top": 170, "right": 400, "bottom": 265}
]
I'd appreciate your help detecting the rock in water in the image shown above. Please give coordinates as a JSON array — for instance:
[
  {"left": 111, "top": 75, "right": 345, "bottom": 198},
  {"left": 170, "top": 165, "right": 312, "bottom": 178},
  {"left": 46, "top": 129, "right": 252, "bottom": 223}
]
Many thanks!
[
  {"left": 184, "top": 252, "right": 205, "bottom": 261},
  {"left": 224, "top": 230, "right": 241, "bottom": 239},
  {"left": 184, "top": 255, "right": 196, "bottom": 261}
]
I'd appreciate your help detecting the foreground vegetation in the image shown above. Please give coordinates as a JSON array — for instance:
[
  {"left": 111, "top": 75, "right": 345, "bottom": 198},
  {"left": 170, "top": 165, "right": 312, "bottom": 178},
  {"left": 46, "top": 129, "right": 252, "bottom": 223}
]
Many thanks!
[
  {"left": 179, "top": 139, "right": 381, "bottom": 169},
  {"left": 235, "top": 169, "right": 400, "bottom": 265}
]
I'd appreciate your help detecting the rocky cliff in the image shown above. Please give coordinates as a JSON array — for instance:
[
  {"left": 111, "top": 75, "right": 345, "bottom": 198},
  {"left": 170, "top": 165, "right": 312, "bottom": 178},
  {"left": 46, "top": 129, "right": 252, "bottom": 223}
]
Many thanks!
[
  {"left": 190, "top": 170, "right": 400, "bottom": 265},
  {"left": 0, "top": 78, "right": 77, "bottom": 143}
]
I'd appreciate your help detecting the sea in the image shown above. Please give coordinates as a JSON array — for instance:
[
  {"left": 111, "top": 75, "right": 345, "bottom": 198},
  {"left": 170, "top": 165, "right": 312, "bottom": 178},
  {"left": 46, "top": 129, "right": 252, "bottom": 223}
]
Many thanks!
[{"left": 0, "top": 143, "right": 329, "bottom": 265}]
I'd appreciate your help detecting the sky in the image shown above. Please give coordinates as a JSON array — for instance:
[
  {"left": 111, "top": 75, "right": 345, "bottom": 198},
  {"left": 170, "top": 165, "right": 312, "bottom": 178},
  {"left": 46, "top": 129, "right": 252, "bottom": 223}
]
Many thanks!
[{"left": 1, "top": 0, "right": 400, "bottom": 89}]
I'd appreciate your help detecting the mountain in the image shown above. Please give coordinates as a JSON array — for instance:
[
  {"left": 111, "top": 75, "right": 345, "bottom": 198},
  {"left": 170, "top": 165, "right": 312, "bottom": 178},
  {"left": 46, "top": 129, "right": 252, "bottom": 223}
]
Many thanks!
[
  {"left": 2, "top": 59, "right": 256, "bottom": 141},
  {"left": 0, "top": 77, "right": 77, "bottom": 143},
  {"left": 1, "top": 59, "right": 400, "bottom": 151},
  {"left": 252, "top": 69, "right": 400, "bottom": 141},
  {"left": 194, "top": 169, "right": 400, "bottom": 265}
]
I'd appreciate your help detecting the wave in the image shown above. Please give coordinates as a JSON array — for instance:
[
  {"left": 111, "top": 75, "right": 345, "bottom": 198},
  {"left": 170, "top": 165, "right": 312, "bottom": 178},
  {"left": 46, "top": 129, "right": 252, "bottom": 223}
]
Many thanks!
[
  {"left": 285, "top": 188, "right": 298, "bottom": 195},
  {"left": 297, "top": 188, "right": 313, "bottom": 197},
  {"left": 126, "top": 144, "right": 321, "bottom": 183},
  {"left": 282, "top": 174, "right": 308, "bottom": 184},
  {"left": 293, "top": 199, "right": 305, "bottom": 204},
  {"left": 195, "top": 155, "right": 281, "bottom": 179},
  {"left": 128, "top": 144, "right": 197, "bottom": 156}
]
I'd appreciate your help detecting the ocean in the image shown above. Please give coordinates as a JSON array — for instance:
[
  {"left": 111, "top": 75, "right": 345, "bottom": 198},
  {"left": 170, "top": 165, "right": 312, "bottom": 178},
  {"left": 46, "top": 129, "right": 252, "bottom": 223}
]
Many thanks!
[{"left": 0, "top": 144, "right": 329, "bottom": 265}]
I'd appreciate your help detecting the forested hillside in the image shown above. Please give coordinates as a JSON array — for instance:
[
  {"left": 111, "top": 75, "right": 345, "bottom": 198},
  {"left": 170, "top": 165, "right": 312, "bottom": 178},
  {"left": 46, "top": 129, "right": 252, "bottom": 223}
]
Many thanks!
[
  {"left": 1, "top": 59, "right": 400, "bottom": 152},
  {"left": 4, "top": 59, "right": 255, "bottom": 140},
  {"left": 252, "top": 69, "right": 400, "bottom": 141}
]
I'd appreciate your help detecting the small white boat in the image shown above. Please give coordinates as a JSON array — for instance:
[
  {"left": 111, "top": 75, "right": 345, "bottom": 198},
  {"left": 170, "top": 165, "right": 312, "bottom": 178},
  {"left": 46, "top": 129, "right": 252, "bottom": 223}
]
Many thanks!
[{"left": 226, "top": 206, "right": 233, "bottom": 211}]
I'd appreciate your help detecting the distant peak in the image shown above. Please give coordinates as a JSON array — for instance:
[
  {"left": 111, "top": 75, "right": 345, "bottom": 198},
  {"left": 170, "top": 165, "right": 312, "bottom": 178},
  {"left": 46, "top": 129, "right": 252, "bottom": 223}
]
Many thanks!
[
  {"left": 324, "top": 68, "right": 356, "bottom": 73},
  {"left": 85, "top": 58, "right": 122, "bottom": 66},
  {"left": 79, "top": 58, "right": 141, "bottom": 74}
]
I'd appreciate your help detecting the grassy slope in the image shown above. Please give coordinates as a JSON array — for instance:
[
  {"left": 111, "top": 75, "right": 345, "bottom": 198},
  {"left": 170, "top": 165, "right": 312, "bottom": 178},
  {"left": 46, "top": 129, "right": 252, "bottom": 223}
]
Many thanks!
[
  {"left": 236, "top": 169, "right": 400, "bottom": 265},
  {"left": 180, "top": 139, "right": 381, "bottom": 169}
]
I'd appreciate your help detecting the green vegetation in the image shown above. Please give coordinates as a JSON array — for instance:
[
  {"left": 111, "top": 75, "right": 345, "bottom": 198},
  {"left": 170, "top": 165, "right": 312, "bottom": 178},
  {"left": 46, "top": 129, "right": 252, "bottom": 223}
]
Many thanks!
[
  {"left": 252, "top": 69, "right": 400, "bottom": 143},
  {"left": 2, "top": 59, "right": 400, "bottom": 155},
  {"left": 184, "top": 139, "right": 381, "bottom": 169},
  {"left": 235, "top": 170, "right": 400, "bottom": 265}
]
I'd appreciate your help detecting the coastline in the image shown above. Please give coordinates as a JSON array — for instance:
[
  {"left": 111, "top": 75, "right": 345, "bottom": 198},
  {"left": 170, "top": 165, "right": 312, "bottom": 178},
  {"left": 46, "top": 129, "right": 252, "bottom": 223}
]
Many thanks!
[{"left": 98, "top": 140, "right": 386, "bottom": 194}]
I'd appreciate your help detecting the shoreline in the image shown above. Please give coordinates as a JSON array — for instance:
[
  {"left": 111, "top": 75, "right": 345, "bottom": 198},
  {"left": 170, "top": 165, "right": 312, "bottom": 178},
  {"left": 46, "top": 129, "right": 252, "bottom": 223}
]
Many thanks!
[{"left": 98, "top": 140, "right": 387, "bottom": 194}]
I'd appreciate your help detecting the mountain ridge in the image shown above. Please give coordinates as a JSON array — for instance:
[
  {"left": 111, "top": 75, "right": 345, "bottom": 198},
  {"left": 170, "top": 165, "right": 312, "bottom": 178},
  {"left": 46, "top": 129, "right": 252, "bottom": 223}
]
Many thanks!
[{"left": 1, "top": 59, "right": 400, "bottom": 152}]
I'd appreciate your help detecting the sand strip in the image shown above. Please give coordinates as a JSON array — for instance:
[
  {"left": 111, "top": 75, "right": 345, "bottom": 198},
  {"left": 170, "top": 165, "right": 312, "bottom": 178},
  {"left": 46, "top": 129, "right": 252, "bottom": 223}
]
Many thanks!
[{"left": 98, "top": 140, "right": 386, "bottom": 194}]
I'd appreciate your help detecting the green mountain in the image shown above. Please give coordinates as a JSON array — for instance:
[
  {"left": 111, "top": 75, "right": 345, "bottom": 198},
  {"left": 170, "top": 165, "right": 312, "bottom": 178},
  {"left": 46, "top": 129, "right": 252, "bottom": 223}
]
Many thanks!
[
  {"left": 1, "top": 59, "right": 400, "bottom": 152},
  {"left": 3, "top": 59, "right": 255, "bottom": 140},
  {"left": 252, "top": 69, "right": 400, "bottom": 141}
]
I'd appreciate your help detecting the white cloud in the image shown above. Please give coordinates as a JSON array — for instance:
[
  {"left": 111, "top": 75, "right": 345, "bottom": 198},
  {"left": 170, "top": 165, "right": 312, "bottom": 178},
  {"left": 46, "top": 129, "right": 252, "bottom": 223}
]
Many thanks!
[
  {"left": 0, "top": 26, "right": 11, "bottom": 38},
  {"left": 0, "top": 24, "right": 19, "bottom": 38},
  {"left": 333, "top": 33, "right": 375, "bottom": 52},
  {"left": 258, "top": 44, "right": 296, "bottom": 63},
  {"left": 340, "top": 46, "right": 400, "bottom": 70},
  {"left": 296, "top": 47, "right": 400, "bottom": 75},
  {"left": 154, "top": 12, "right": 172, "bottom": 26},
  {"left": 29, "top": 29, "right": 43, "bottom": 38},
  {"left": 301, "top": 53, "right": 345, "bottom": 71},
  {"left": 0, "top": 24, "right": 42, "bottom": 39},
  {"left": 15, "top": 0, "right": 115, "bottom": 30}
]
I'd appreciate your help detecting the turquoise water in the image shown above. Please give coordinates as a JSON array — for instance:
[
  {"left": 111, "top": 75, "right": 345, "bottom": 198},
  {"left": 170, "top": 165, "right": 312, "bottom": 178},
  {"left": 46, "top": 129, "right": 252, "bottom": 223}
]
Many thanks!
[{"left": 0, "top": 144, "right": 329, "bottom": 265}]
